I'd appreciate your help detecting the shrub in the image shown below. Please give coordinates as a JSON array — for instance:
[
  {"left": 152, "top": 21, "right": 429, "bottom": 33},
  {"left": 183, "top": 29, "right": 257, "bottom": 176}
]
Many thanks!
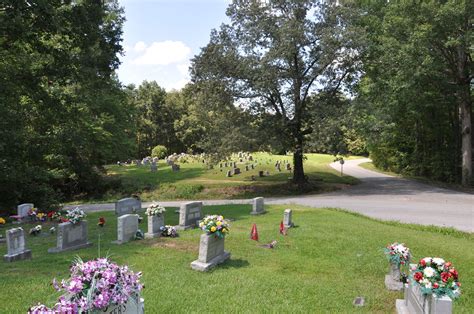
[{"left": 151, "top": 145, "right": 168, "bottom": 159}]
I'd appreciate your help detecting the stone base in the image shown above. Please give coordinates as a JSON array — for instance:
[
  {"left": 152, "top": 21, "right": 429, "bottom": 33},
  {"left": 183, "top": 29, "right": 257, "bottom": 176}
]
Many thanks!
[
  {"left": 4, "top": 249, "right": 32, "bottom": 262},
  {"left": 395, "top": 299, "right": 409, "bottom": 314},
  {"left": 48, "top": 242, "right": 92, "bottom": 253},
  {"left": 191, "top": 251, "right": 230, "bottom": 272},
  {"left": 145, "top": 232, "right": 160, "bottom": 239},
  {"left": 385, "top": 274, "right": 404, "bottom": 291},
  {"left": 250, "top": 211, "right": 266, "bottom": 215},
  {"left": 284, "top": 223, "right": 294, "bottom": 228}
]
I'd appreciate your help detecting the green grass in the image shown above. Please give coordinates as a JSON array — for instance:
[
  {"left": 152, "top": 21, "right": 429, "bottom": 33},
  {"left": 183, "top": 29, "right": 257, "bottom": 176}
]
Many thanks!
[
  {"left": 1, "top": 205, "right": 472, "bottom": 313},
  {"left": 81, "top": 153, "right": 359, "bottom": 203}
]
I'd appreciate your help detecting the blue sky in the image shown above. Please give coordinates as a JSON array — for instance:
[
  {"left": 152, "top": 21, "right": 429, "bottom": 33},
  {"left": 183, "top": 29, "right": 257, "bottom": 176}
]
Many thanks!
[{"left": 117, "top": 0, "right": 230, "bottom": 90}]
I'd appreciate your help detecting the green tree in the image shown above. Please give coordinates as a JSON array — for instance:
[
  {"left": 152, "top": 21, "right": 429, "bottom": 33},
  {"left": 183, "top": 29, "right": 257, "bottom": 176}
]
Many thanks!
[{"left": 191, "top": 0, "right": 364, "bottom": 184}]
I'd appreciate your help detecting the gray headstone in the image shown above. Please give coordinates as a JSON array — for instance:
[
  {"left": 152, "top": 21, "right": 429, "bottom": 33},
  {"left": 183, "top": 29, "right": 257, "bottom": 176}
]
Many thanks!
[
  {"left": 283, "top": 209, "right": 294, "bottom": 228},
  {"left": 48, "top": 221, "right": 92, "bottom": 253},
  {"left": 233, "top": 167, "right": 241, "bottom": 175},
  {"left": 115, "top": 198, "right": 141, "bottom": 216},
  {"left": 226, "top": 170, "right": 232, "bottom": 177},
  {"left": 385, "top": 263, "right": 403, "bottom": 291},
  {"left": 17, "top": 203, "right": 34, "bottom": 218},
  {"left": 171, "top": 164, "right": 180, "bottom": 171},
  {"left": 251, "top": 164, "right": 255, "bottom": 169},
  {"left": 286, "top": 163, "right": 291, "bottom": 170},
  {"left": 396, "top": 265, "right": 452, "bottom": 314},
  {"left": 145, "top": 215, "right": 164, "bottom": 239},
  {"left": 258, "top": 170, "right": 264, "bottom": 177},
  {"left": 191, "top": 233, "right": 230, "bottom": 272},
  {"left": 114, "top": 214, "right": 139, "bottom": 244},
  {"left": 177, "top": 201, "right": 202, "bottom": 230},
  {"left": 251, "top": 197, "right": 266, "bottom": 215},
  {"left": 245, "top": 165, "right": 249, "bottom": 171},
  {"left": 150, "top": 163, "right": 157, "bottom": 172},
  {"left": 248, "top": 156, "right": 253, "bottom": 161},
  {"left": 3, "top": 228, "right": 32, "bottom": 262}
]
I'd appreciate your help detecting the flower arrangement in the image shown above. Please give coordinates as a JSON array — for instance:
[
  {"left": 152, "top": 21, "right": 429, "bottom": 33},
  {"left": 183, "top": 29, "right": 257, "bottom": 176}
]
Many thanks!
[
  {"left": 48, "top": 210, "right": 65, "bottom": 222},
  {"left": 65, "top": 207, "right": 86, "bottom": 224},
  {"left": 36, "top": 212, "right": 47, "bottom": 222},
  {"left": 49, "top": 227, "right": 56, "bottom": 234},
  {"left": 29, "top": 225, "right": 42, "bottom": 236},
  {"left": 159, "top": 225, "right": 177, "bottom": 237},
  {"left": 384, "top": 242, "right": 411, "bottom": 266},
  {"left": 145, "top": 202, "right": 166, "bottom": 216},
  {"left": 98, "top": 217, "right": 106, "bottom": 227},
  {"left": 28, "top": 207, "right": 38, "bottom": 217},
  {"left": 135, "top": 229, "right": 145, "bottom": 240},
  {"left": 199, "top": 215, "right": 229, "bottom": 238},
  {"left": 411, "top": 257, "right": 461, "bottom": 300},
  {"left": 28, "top": 257, "right": 143, "bottom": 313},
  {"left": 0, "top": 217, "right": 6, "bottom": 224}
]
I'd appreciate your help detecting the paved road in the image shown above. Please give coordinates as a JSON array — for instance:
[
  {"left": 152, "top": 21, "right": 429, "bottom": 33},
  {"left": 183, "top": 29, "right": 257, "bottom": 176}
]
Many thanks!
[{"left": 72, "top": 159, "right": 473, "bottom": 233}]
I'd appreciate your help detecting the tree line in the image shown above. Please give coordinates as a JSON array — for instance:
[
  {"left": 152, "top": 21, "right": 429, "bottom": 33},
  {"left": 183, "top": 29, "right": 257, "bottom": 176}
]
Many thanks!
[{"left": 1, "top": 0, "right": 471, "bottom": 211}]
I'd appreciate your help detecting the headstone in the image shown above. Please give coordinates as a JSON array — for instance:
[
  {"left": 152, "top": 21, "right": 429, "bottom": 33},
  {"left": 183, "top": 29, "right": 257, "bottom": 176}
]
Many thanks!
[
  {"left": 226, "top": 170, "right": 232, "bottom": 177},
  {"left": 245, "top": 165, "right": 249, "bottom": 171},
  {"left": 283, "top": 209, "right": 294, "bottom": 228},
  {"left": 251, "top": 175, "right": 256, "bottom": 181},
  {"left": 248, "top": 156, "right": 253, "bottom": 161},
  {"left": 17, "top": 203, "right": 34, "bottom": 218},
  {"left": 239, "top": 158, "right": 243, "bottom": 162},
  {"left": 177, "top": 201, "right": 203, "bottom": 230},
  {"left": 258, "top": 170, "right": 264, "bottom": 177},
  {"left": 145, "top": 215, "right": 164, "bottom": 239},
  {"left": 233, "top": 167, "right": 241, "bottom": 175},
  {"left": 150, "top": 162, "right": 157, "bottom": 172},
  {"left": 224, "top": 162, "right": 228, "bottom": 167},
  {"left": 114, "top": 214, "right": 139, "bottom": 244},
  {"left": 190, "top": 233, "right": 231, "bottom": 272},
  {"left": 171, "top": 164, "right": 180, "bottom": 171},
  {"left": 136, "top": 160, "right": 142, "bottom": 167},
  {"left": 396, "top": 283, "right": 452, "bottom": 314},
  {"left": 115, "top": 198, "right": 141, "bottom": 216},
  {"left": 48, "top": 221, "right": 92, "bottom": 253},
  {"left": 396, "top": 264, "right": 452, "bottom": 314},
  {"left": 3, "top": 228, "right": 32, "bottom": 262},
  {"left": 286, "top": 163, "right": 291, "bottom": 171},
  {"left": 219, "top": 163, "right": 223, "bottom": 168},
  {"left": 251, "top": 197, "right": 266, "bottom": 215},
  {"left": 385, "top": 263, "right": 404, "bottom": 291},
  {"left": 101, "top": 294, "right": 144, "bottom": 314},
  {"left": 152, "top": 157, "right": 159, "bottom": 162},
  {"left": 251, "top": 164, "right": 255, "bottom": 169},
  {"left": 277, "top": 165, "right": 281, "bottom": 172}
]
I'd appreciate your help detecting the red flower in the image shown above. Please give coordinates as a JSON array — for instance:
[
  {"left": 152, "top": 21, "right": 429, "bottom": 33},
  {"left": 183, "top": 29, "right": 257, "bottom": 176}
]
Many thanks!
[
  {"left": 414, "top": 272, "right": 423, "bottom": 281},
  {"left": 449, "top": 268, "right": 458, "bottom": 279},
  {"left": 433, "top": 282, "right": 439, "bottom": 289},
  {"left": 98, "top": 217, "right": 106, "bottom": 227},
  {"left": 60, "top": 217, "right": 69, "bottom": 223},
  {"left": 420, "top": 259, "right": 426, "bottom": 267},
  {"left": 441, "top": 272, "right": 451, "bottom": 282},
  {"left": 445, "top": 262, "right": 452, "bottom": 268},
  {"left": 47, "top": 211, "right": 55, "bottom": 218}
]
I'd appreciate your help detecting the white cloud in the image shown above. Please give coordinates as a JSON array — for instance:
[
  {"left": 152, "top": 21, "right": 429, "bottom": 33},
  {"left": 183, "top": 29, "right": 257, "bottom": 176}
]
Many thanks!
[
  {"left": 132, "top": 40, "right": 191, "bottom": 65},
  {"left": 133, "top": 41, "right": 147, "bottom": 52},
  {"left": 177, "top": 62, "right": 190, "bottom": 77}
]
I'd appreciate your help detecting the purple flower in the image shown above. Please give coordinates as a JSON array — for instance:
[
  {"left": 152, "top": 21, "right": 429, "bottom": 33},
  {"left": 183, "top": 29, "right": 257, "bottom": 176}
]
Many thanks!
[{"left": 67, "top": 277, "right": 83, "bottom": 294}]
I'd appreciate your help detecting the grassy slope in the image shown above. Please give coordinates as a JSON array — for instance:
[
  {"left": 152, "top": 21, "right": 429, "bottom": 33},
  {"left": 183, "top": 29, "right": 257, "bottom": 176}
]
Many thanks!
[
  {"left": 85, "top": 153, "right": 359, "bottom": 203},
  {"left": 1, "top": 205, "right": 472, "bottom": 313}
]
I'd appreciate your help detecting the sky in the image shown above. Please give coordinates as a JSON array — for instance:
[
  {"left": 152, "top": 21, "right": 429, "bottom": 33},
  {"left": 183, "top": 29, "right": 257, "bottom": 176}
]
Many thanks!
[{"left": 117, "top": 0, "right": 230, "bottom": 91}]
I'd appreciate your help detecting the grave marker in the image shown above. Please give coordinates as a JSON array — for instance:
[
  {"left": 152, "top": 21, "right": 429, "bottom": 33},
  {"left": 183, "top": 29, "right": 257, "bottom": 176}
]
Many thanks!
[
  {"left": 3, "top": 227, "right": 32, "bottom": 262},
  {"left": 283, "top": 209, "right": 294, "bottom": 228},
  {"left": 190, "top": 233, "right": 231, "bottom": 271},
  {"left": 114, "top": 214, "right": 139, "bottom": 244},
  {"left": 48, "top": 221, "right": 92, "bottom": 253},
  {"left": 115, "top": 198, "right": 141, "bottom": 216},
  {"left": 177, "top": 202, "right": 203, "bottom": 230},
  {"left": 145, "top": 214, "right": 164, "bottom": 239},
  {"left": 251, "top": 197, "right": 266, "bottom": 215}
]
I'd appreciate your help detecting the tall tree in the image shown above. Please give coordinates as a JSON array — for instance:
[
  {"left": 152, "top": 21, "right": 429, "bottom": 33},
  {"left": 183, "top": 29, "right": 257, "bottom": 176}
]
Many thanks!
[{"left": 191, "top": 0, "right": 363, "bottom": 185}]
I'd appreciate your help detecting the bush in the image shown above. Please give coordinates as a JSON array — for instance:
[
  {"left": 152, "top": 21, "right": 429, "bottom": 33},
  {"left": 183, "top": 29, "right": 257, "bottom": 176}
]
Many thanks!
[{"left": 151, "top": 145, "right": 168, "bottom": 159}]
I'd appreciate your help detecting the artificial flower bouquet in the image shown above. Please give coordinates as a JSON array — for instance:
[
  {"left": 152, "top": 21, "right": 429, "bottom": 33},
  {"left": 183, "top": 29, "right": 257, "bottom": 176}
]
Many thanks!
[
  {"left": 29, "top": 225, "right": 42, "bottom": 236},
  {"left": 28, "top": 257, "right": 143, "bottom": 313},
  {"left": 0, "top": 217, "right": 6, "bottom": 224},
  {"left": 66, "top": 208, "right": 86, "bottom": 224},
  {"left": 159, "top": 225, "right": 177, "bottom": 237},
  {"left": 384, "top": 242, "right": 411, "bottom": 266},
  {"left": 145, "top": 202, "right": 166, "bottom": 216},
  {"left": 199, "top": 215, "right": 229, "bottom": 238},
  {"left": 411, "top": 257, "right": 461, "bottom": 300}
]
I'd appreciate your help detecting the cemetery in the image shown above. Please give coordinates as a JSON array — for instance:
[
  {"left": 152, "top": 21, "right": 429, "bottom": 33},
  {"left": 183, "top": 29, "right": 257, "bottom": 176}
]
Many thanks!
[
  {"left": 1, "top": 0, "right": 473, "bottom": 313},
  {"left": 0, "top": 201, "right": 472, "bottom": 312}
]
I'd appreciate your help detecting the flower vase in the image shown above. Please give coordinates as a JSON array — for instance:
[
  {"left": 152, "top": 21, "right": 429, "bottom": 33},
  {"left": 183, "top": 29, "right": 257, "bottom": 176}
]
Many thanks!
[{"left": 385, "top": 262, "right": 403, "bottom": 291}]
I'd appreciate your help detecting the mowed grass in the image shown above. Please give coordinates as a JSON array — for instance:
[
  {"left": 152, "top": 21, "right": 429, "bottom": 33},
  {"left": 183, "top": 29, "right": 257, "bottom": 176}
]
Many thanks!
[
  {"left": 1, "top": 205, "right": 472, "bottom": 313},
  {"left": 93, "top": 153, "right": 359, "bottom": 203}
]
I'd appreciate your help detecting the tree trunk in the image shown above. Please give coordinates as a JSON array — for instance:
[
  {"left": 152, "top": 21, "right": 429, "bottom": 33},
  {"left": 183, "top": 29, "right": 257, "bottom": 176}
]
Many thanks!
[
  {"left": 292, "top": 133, "right": 306, "bottom": 185},
  {"left": 457, "top": 44, "right": 472, "bottom": 186}
]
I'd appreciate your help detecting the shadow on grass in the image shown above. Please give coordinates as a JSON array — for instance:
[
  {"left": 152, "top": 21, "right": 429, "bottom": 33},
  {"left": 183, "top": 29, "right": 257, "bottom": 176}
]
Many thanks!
[{"left": 219, "top": 258, "right": 250, "bottom": 270}]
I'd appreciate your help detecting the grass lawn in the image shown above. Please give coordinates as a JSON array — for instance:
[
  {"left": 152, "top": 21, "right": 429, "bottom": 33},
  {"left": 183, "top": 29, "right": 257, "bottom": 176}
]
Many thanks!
[
  {"left": 1, "top": 205, "right": 472, "bottom": 313},
  {"left": 81, "top": 153, "right": 359, "bottom": 203}
]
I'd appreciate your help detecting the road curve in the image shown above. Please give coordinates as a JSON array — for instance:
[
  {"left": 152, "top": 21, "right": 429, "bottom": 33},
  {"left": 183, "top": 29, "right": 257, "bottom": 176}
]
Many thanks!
[{"left": 71, "top": 159, "right": 473, "bottom": 233}]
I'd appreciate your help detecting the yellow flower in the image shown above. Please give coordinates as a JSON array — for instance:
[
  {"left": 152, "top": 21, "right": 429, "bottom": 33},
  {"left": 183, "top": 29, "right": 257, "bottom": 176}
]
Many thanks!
[
  {"left": 210, "top": 226, "right": 216, "bottom": 232},
  {"left": 199, "top": 222, "right": 204, "bottom": 227},
  {"left": 216, "top": 221, "right": 222, "bottom": 226},
  {"left": 222, "top": 228, "right": 227, "bottom": 233},
  {"left": 0, "top": 217, "right": 5, "bottom": 224}
]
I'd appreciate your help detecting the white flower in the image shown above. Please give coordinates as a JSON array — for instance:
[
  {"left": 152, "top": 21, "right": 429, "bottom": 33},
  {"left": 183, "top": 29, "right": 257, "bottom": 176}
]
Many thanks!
[
  {"left": 432, "top": 257, "right": 445, "bottom": 265},
  {"left": 422, "top": 257, "right": 432, "bottom": 264},
  {"left": 424, "top": 282, "right": 432, "bottom": 289},
  {"left": 423, "top": 267, "right": 436, "bottom": 278}
]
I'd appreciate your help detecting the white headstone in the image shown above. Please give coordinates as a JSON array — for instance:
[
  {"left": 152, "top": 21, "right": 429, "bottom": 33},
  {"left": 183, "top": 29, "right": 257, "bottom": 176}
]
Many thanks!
[
  {"left": 145, "top": 215, "right": 164, "bottom": 239},
  {"left": 191, "top": 233, "right": 230, "bottom": 271},
  {"left": 3, "top": 227, "right": 32, "bottom": 262},
  {"left": 250, "top": 197, "right": 265, "bottom": 215},
  {"left": 283, "top": 209, "right": 294, "bottom": 228},
  {"left": 17, "top": 203, "right": 34, "bottom": 218},
  {"left": 114, "top": 214, "right": 139, "bottom": 244}
]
